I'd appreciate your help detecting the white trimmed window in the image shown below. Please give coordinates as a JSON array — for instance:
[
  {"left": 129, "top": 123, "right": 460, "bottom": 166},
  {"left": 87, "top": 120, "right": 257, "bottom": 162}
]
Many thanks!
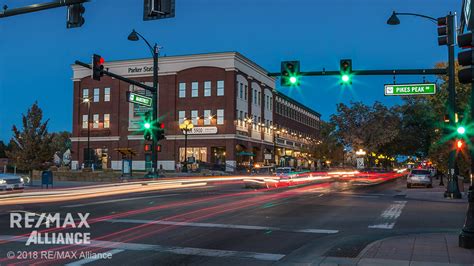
[
  {"left": 93, "top": 88, "right": 100, "bottom": 102},
  {"left": 204, "top": 110, "right": 211, "bottom": 125},
  {"left": 239, "top": 83, "right": 243, "bottom": 99},
  {"left": 82, "top": 115, "right": 88, "bottom": 129},
  {"left": 93, "top": 114, "right": 99, "bottom": 128},
  {"left": 104, "top": 88, "right": 110, "bottom": 102},
  {"left": 104, "top": 114, "right": 110, "bottom": 128},
  {"left": 244, "top": 85, "right": 248, "bottom": 100},
  {"left": 258, "top": 92, "right": 261, "bottom": 106},
  {"left": 82, "top": 88, "right": 89, "bottom": 101},
  {"left": 191, "top": 110, "right": 198, "bottom": 125},
  {"left": 178, "top": 111, "right": 186, "bottom": 124},
  {"left": 217, "top": 109, "right": 224, "bottom": 125},
  {"left": 217, "top": 80, "right": 224, "bottom": 96},
  {"left": 192, "top": 82, "right": 198, "bottom": 97},
  {"left": 179, "top": 83, "right": 186, "bottom": 98},
  {"left": 204, "top": 81, "right": 211, "bottom": 97}
]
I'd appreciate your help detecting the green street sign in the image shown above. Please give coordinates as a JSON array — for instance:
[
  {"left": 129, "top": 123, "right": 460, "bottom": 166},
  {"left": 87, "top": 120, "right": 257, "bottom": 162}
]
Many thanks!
[
  {"left": 384, "top": 83, "right": 436, "bottom": 96},
  {"left": 126, "top": 91, "right": 152, "bottom": 107}
]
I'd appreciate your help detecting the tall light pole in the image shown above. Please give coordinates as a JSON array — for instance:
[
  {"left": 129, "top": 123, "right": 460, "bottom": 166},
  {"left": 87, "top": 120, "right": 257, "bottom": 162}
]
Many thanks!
[
  {"left": 82, "top": 97, "right": 91, "bottom": 168},
  {"left": 128, "top": 29, "right": 160, "bottom": 177},
  {"left": 179, "top": 119, "right": 194, "bottom": 172},
  {"left": 387, "top": 11, "right": 461, "bottom": 198}
]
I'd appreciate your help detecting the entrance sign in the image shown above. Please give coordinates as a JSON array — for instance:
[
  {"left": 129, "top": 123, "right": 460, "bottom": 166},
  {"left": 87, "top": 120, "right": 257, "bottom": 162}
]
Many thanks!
[
  {"left": 187, "top": 127, "right": 218, "bottom": 135},
  {"left": 384, "top": 83, "right": 436, "bottom": 96},
  {"left": 126, "top": 91, "right": 152, "bottom": 107}
]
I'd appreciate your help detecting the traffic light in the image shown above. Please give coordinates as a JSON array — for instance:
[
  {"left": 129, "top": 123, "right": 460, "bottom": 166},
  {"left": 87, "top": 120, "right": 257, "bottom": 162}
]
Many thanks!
[
  {"left": 66, "top": 4, "right": 85, "bottom": 28},
  {"left": 340, "top": 59, "right": 352, "bottom": 84},
  {"left": 143, "top": 0, "right": 175, "bottom": 21},
  {"left": 458, "top": 32, "right": 474, "bottom": 84},
  {"left": 457, "top": 139, "right": 465, "bottom": 150},
  {"left": 280, "top": 61, "right": 301, "bottom": 86},
  {"left": 437, "top": 16, "right": 453, "bottom": 46},
  {"left": 156, "top": 144, "right": 162, "bottom": 152},
  {"left": 144, "top": 144, "right": 152, "bottom": 152},
  {"left": 143, "top": 111, "right": 152, "bottom": 141},
  {"left": 457, "top": 126, "right": 466, "bottom": 135},
  {"left": 156, "top": 122, "right": 165, "bottom": 141},
  {"left": 92, "top": 54, "right": 104, "bottom": 81}
]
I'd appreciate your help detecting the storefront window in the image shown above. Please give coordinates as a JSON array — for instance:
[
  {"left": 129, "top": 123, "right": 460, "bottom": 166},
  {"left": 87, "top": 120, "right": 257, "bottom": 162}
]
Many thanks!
[{"left": 179, "top": 147, "right": 207, "bottom": 162}]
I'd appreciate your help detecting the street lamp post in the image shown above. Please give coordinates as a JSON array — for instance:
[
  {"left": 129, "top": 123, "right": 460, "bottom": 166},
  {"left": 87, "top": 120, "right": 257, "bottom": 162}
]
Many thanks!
[
  {"left": 128, "top": 29, "right": 160, "bottom": 177},
  {"left": 387, "top": 11, "right": 460, "bottom": 198},
  {"left": 179, "top": 119, "right": 194, "bottom": 172},
  {"left": 83, "top": 98, "right": 91, "bottom": 168}
]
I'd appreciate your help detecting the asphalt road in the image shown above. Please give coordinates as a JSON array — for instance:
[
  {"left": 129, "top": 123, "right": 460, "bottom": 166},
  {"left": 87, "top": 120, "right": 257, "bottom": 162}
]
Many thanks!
[{"left": 0, "top": 177, "right": 468, "bottom": 265}]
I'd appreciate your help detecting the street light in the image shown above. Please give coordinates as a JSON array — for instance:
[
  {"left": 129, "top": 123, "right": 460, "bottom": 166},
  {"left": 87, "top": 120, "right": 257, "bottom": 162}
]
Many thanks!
[
  {"left": 82, "top": 97, "right": 91, "bottom": 169},
  {"left": 179, "top": 119, "right": 194, "bottom": 172},
  {"left": 128, "top": 29, "right": 160, "bottom": 178}
]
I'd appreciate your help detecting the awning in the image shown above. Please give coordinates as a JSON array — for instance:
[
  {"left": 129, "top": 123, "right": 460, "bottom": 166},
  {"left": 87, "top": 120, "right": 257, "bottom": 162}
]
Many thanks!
[{"left": 236, "top": 151, "right": 255, "bottom": 156}]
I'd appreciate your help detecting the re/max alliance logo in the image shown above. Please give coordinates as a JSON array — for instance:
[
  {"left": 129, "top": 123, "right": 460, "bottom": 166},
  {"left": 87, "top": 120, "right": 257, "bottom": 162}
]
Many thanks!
[
  {"left": 128, "top": 66, "right": 153, "bottom": 73},
  {"left": 10, "top": 212, "right": 91, "bottom": 246}
]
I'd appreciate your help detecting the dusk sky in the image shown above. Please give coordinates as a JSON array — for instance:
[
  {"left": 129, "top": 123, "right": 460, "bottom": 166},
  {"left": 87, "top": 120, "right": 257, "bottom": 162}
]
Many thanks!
[{"left": 0, "top": 0, "right": 461, "bottom": 141}]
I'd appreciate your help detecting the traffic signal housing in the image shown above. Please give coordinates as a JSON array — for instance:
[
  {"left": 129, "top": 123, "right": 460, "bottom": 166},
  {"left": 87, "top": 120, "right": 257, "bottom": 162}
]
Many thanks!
[
  {"left": 66, "top": 4, "right": 85, "bottom": 28},
  {"left": 340, "top": 59, "right": 352, "bottom": 84},
  {"left": 156, "top": 122, "right": 165, "bottom": 141},
  {"left": 92, "top": 54, "right": 104, "bottom": 81},
  {"left": 458, "top": 32, "right": 474, "bottom": 84},
  {"left": 143, "top": 0, "right": 175, "bottom": 21},
  {"left": 457, "top": 139, "right": 465, "bottom": 150},
  {"left": 281, "top": 61, "right": 301, "bottom": 86},
  {"left": 437, "top": 16, "right": 453, "bottom": 46},
  {"left": 143, "top": 112, "right": 152, "bottom": 141}
]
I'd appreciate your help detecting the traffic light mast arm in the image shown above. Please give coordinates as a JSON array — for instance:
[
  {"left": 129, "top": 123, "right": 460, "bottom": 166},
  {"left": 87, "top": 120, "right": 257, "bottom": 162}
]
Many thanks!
[
  {"left": 75, "top": 60, "right": 155, "bottom": 92},
  {"left": 0, "top": 0, "right": 88, "bottom": 18},
  {"left": 268, "top": 68, "right": 447, "bottom": 77}
]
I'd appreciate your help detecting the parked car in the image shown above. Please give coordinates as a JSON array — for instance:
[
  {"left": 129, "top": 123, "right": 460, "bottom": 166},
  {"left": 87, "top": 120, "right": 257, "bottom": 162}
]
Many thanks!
[
  {"left": 407, "top": 169, "right": 432, "bottom": 188},
  {"left": 0, "top": 174, "right": 25, "bottom": 191}
]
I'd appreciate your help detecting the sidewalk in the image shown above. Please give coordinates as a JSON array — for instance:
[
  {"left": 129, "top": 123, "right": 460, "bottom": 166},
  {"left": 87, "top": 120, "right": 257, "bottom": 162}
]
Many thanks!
[
  {"left": 356, "top": 233, "right": 474, "bottom": 265},
  {"left": 403, "top": 179, "right": 470, "bottom": 203}
]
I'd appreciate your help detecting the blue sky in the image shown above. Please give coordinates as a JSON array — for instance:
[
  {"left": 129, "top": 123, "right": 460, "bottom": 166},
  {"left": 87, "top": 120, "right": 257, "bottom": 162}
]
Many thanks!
[{"left": 0, "top": 0, "right": 461, "bottom": 141}]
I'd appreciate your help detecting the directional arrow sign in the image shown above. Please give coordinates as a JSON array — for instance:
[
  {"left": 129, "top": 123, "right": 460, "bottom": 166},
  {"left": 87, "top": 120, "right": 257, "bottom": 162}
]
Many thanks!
[
  {"left": 384, "top": 83, "right": 436, "bottom": 96},
  {"left": 126, "top": 91, "right": 152, "bottom": 107}
]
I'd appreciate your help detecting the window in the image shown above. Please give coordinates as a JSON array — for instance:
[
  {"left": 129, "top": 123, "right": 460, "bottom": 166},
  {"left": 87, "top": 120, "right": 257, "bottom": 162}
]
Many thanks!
[
  {"left": 192, "top": 82, "right": 198, "bottom": 97},
  {"left": 179, "top": 83, "right": 186, "bottom": 98},
  {"left": 217, "top": 109, "right": 224, "bottom": 125},
  {"left": 82, "top": 115, "right": 88, "bottom": 129},
  {"left": 179, "top": 111, "right": 186, "bottom": 124},
  {"left": 82, "top": 89, "right": 89, "bottom": 101},
  {"left": 204, "top": 81, "right": 211, "bottom": 97},
  {"left": 244, "top": 85, "right": 248, "bottom": 100},
  {"left": 217, "top": 80, "right": 224, "bottom": 96},
  {"left": 254, "top": 90, "right": 257, "bottom": 104},
  {"left": 204, "top": 110, "right": 211, "bottom": 125},
  {"left": 258, "top": 92, "right": 261, "bottom": 106},
  {"left": 179, "top": 147, "right": 207, "bottom": 163},
  {"left": 270, "top": 97, "right": 273, "bottom": 110},
  {"left": 191, "top": 110, "right": 198, "bottom": 125},
  {"left": 104, "top": 88, "right": 110, "bottom": 102},
  {"left": 240, "top": 111, "right": 243, "bottom": 121},
  {"left": 266, "top": 96, "right": 269, "bottom": 109},
  {"left": 93, "top": 88, "right": 100, "bottom": 102},
  {"left": 104, "top": 114, "right": 110, "bottom": 128},
  {"left": 239, "top": 83, "right": 243, "bottom": 99},
  {"left": 93, "top": 114, "right": 99, "bottom": 128}
]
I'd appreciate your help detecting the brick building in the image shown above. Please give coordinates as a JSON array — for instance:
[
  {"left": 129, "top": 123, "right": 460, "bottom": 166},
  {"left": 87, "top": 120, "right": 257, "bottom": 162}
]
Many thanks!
[{"left": 71, "top": 52, "right": 321, "bottom": 171}]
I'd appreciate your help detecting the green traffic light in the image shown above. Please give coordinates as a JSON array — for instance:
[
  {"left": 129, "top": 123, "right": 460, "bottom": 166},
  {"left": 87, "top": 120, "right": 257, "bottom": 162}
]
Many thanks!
[
  {"left": 144, "top": 122, "right": 151, "bottom": 129},
  {"left": 289, "top": 76, "right": 297, "bottom": 84},
  {"left": 341, "top": 74, "right": 350, "bottom": 83},
  {"left": 457, "top": 126, "right": 466, "bottom": 135}
]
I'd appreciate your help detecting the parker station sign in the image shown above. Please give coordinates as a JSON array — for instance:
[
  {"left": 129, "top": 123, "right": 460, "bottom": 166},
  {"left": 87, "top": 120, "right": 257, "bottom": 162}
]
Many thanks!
[{"left": 384, "top": 83, "right": 436, "bottom": 96}]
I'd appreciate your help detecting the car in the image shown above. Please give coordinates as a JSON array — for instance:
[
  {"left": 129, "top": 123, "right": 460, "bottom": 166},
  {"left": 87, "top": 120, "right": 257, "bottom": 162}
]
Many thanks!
[
  {"left": 0, "top": 174, "right": 25, "bottom": 191},
  {"left": 407, "top": 169, "right": 432, "bottom": 188}
]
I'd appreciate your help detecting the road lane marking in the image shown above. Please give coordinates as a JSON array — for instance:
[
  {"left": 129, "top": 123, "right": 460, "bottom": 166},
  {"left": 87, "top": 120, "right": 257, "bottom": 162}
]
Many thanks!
[
  {"left": 106, "top": 218, "right": 339, "bottom": 234},
  {"left": 368, "top": 201, "right": 407, "bottom": 229},
  {"left": 62, "top": 194, "right": 179, "bottom": 208},
  {"left": 65, "top": 249, "right": 124, "bottom": 266},
  {"left": 0, "top": 235, "right": 285, "bottom": 262}
]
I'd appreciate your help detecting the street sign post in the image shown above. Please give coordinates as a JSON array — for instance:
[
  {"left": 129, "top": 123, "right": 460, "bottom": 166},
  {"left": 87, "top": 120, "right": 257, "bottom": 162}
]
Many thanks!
[
  {"left": 126, "top": 91, "right": 152, "bottom": 107},
  {"left": 384, "top": 83, "right": 436, "bottom": 96}
]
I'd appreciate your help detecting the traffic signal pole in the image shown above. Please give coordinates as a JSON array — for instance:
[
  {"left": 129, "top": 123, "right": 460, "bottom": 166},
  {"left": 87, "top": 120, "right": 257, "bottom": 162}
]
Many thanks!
[
  {"left": 151, "top": 44, "right": 159, "bottom": 177},
  {"left": 445, "top": 14, "right": 462, "bottom": 199}
]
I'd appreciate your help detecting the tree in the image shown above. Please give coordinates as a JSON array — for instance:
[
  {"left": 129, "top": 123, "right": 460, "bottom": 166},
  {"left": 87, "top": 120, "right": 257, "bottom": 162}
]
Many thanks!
[
  {"left": 312, "top": 122, "right": 344, "bottom": 164},
  {"left": 6, "top": 102, "right": 53, "bottom": 173},
  {"left": 330, "top": 101, "right": 400, "bottom": 154},
  {"left": 0, "top": 141, "right": 9, "bottom": 158},
  {"left": 50, "top": 131, "right": 72, "bottom": 155}
]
